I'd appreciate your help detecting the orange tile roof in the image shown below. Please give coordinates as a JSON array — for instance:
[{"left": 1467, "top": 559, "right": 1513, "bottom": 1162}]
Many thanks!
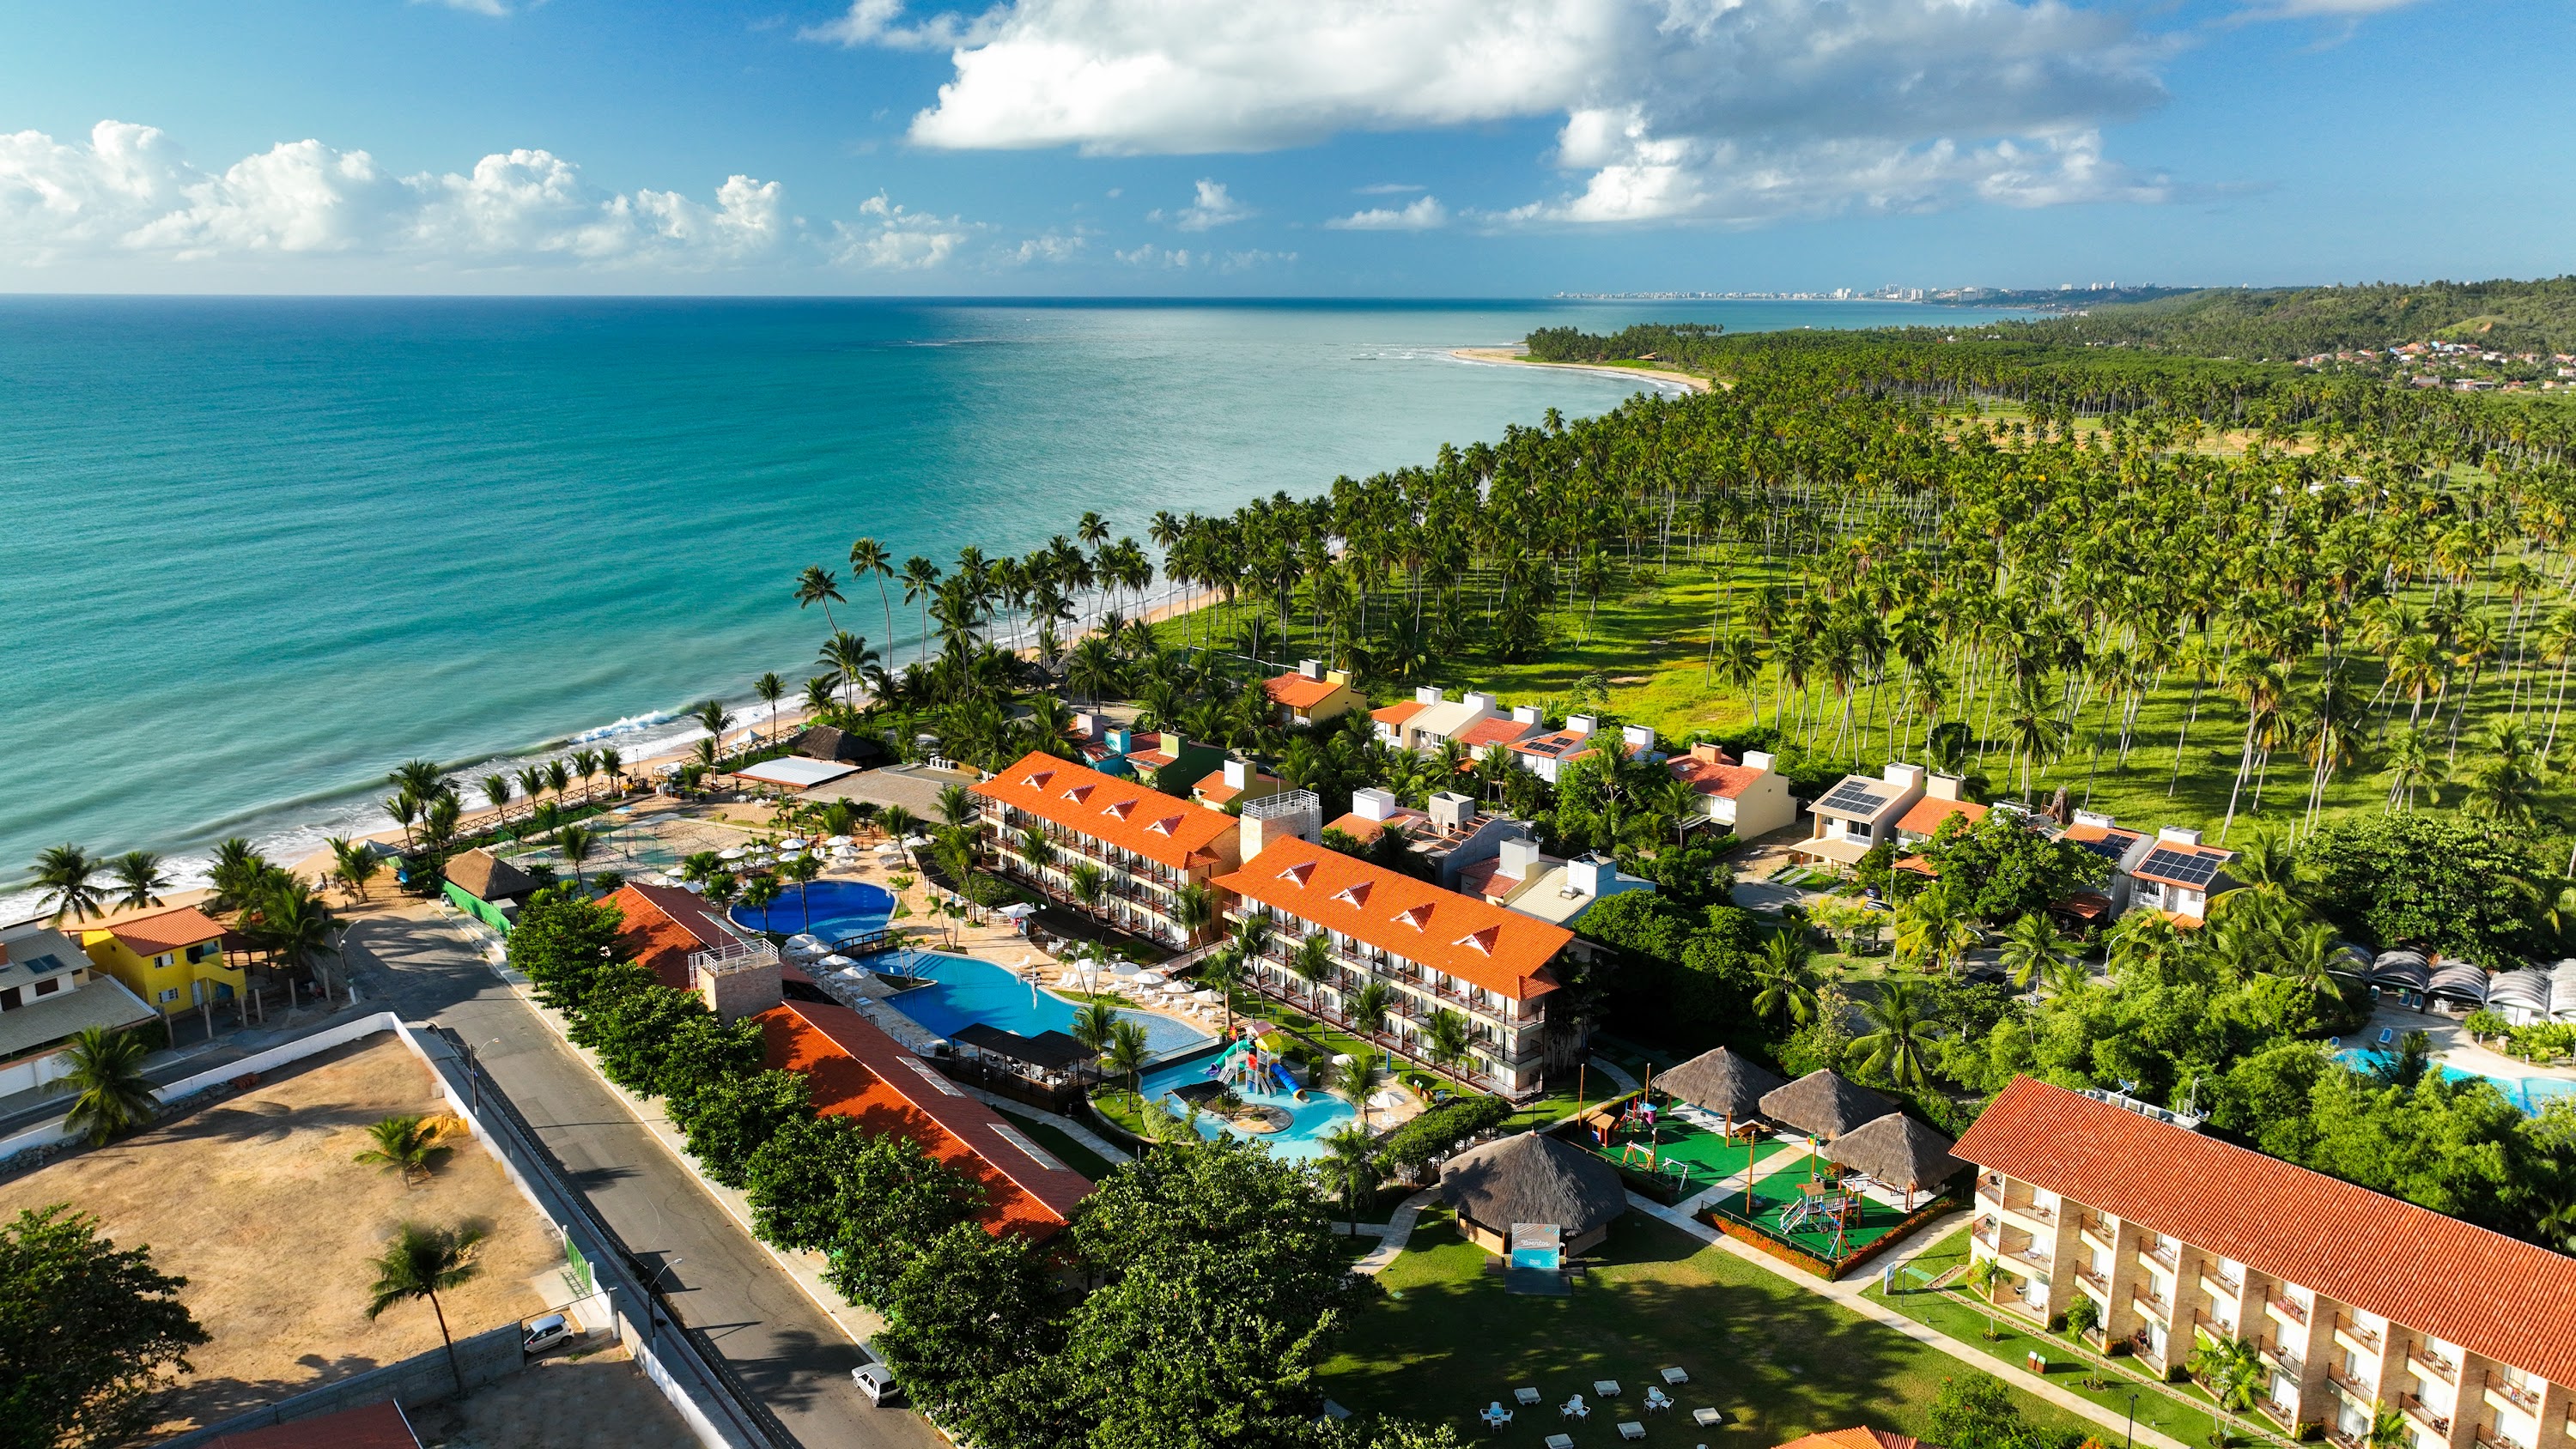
[
  {"left": 1265, "top": 673, "right": 1346, "bottom": 709},
  {"left": 1775, "top": 1429, "right": 1923, "bottom": 1449},
  {"left": 1955, "top": 1076, "right": 2576, "bottom": 1385},
  {"left": 757, "top": 1001, "right": 1091, "bottom": 1237},
  {"left": 1453, "top": 717, "right": 1534, "bottom": 749},
  {"left": 1215, "top": 838, "right": 1569, "bottom": 1002},
  {"left": 96, "top": 906, "right": 226, "bottom": 955},
  {"left": 1370, "top": 700, "right": 1430, "bottom": 727},
  {"left": 608, "top": 883, "right": 739, "bottom": 990},
  {"left": 1668, "top": 754, "right": 1767, "bottom": 798},
  {"left": 211, "top": 1401, "right": 421, "bottom": 1449},
  {"left": 1896, "top": 797, "right": 1987, "bottom": 837},
  {"left": 972, "top": 752, "right": 1236, "bottom": 871}
]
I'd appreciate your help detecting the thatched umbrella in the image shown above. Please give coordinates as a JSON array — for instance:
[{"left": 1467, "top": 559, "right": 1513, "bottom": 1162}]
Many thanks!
[
  {"left": 1823, "top": 1111, "right": 1967, "bottom": 1210},
  {"left": 1755, "top": 1070, "right": 1895, "bottom": 1211},
  {"left": 1658, "top": 1047, "right": 1786, "bottom": 1137},
  {"left": 1439, "top": 1132, "right": 1627, "bottom": 1254}
]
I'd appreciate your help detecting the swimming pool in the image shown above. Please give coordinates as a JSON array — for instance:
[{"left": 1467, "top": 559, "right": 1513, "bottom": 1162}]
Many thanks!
[
  {"left": 730, "top": 880, "right": 896, "bottom": 940},
  {"left": 1137, "top": 1048, "right": 1360, "bottom": 1163},
  {"left": 874, "top": 950, "right": 1212, "bottom": 1059},
  {"left": 2333, "top": 1048, "right": 2576, "bottom": 1114}
]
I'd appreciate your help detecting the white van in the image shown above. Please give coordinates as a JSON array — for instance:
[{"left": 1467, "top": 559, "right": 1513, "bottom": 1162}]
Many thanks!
[{"left": 851, "top": 1361, "right": 901, "bottom": 1407}]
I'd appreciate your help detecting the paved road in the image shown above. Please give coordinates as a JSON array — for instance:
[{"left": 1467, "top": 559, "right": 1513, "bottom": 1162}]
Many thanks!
[{"left": 344, "top": 908, "right": 944, "bottom": 1449}]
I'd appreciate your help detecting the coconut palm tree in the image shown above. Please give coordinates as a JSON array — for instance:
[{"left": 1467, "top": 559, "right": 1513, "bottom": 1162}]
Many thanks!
[
  {"left": 29, "top": 844, "right": 108, "bottom": 924},
  {"left": 365, "top": 1222, "right": 487, "bottom": 1395},
  {"left": 690, "top": 700, "right": 738, "bottom": 766},
  {"left": 781, "top": 853, "right": 823, "bottom": 934},
  {"left": 1169, "top": 881, "right": 1215, "bottom": 946},
  {"left": 1751, "top": 931, "right": 1820, "bottom": 1027},
  {"left": 818, "top": 632, "right": 878, "bottom": 711},
  {"left": 754, "top": 672, "right": 787, "bottom": 749},
  {"left": 935, "top": 783, "right": 977, "bottom": 831},
  {"left": 252, "top": 879, "right": 345, "bottom": 1003},
  {"left": 2185, "top": 1335, "right": 2266, "bottom": 1416},
  {"left": 328, "top": 837, "right": 384, "bottom": 904},
  {"left": 1893, "top": 885, "right": 1975, "bottom": 975},
  {"left": 1293, "top": 931, "right": 1334, "bottom": 1002},
  {"left": 1851, "top": 979, "right": 1938, "bottom": 1090},
  {"left": 50, "top": 1026, "right": 156, "bottom": 1146},
  {"left": 1101, "top": 1019, "right": 1153, "bottom": 1106},
  {"left": 794, "top": 563, "right": 844, "bottom": 634},
  {"left": 556, "top": 824, "right": 598, "bottom": 891},
  {"left": 111, "top": 851, "right": 171, "bottom": 912},
  {"left": 480, "top": 773, "right": 515, "bottom": 828},
  {"left": 598, "top": 746, "right": 624, "bottom": 796},
  {"left": 1998, "top": 911, "right": 2079, "bottom": 995},
  {"left": 1072, "top": 998, "right": 1121, "bottom": 1054},
  {"left": 352, "top": 1113, "right": 450, "bottom": 1187},
  {"left": 878, "top": 804, "right": 920, "bottom": 859},
  {"left": 1321, "top": 1125, "right": 1379, "bottom": 1236},
  {"left": 1338, "top": 1049, "right": 1386, "bottom": 1129},
  {"left": 850, "top": 536, "right": 899, "bottom": 658},
  {"left": 1348, "top": 980, "right": 1392, "bottom": 1040},
  {"left": 1066, "top": 862, "right": 1107, "bottom": 916},
  {"left": 1424, "top": 1008, "right": 1476, "bottom": 1083},
  {"left": 1199, "top": 945, "right": 1248, "bottom": 1034}
]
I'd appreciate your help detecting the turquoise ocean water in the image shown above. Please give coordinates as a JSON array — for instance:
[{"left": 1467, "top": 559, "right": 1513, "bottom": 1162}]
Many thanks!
[{"left": 0, "top": 297, "right": 2017, "bottom": 894}]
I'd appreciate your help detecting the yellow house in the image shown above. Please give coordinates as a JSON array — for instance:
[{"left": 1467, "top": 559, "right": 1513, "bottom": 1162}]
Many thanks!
[
  {"left": 1262, "top": 660, "right": 1364, "bottom": 727},
  {"left": 80, "top": 906, "right": 240, "bottom": 1016}
]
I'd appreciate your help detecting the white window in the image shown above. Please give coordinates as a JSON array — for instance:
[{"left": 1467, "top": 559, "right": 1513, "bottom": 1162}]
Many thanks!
[
  {"left": 154, "top": 953, "right": 174, "bottom": 968},
  {"left": 157, "top": 987, "right": 180, "bottom": 1004}
]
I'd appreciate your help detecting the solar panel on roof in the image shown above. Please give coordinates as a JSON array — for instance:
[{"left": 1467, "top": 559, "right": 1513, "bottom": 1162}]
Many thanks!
[
  {"left": 1817, "top": 782, "right": 1887, "bottom": 814},
  {"left": 2138, "top": 846, "right": 2221, "bottom": 887}
]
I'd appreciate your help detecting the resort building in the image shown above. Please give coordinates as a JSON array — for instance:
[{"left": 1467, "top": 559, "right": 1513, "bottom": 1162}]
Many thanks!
[
  {"left": 2114, "top": 827, "right": 2236, "bottom": 926},
  {"left": 0, "top": 919, "right": 155, "bottom": 1098},
  {"left": 972, "top": 752, "right": 1242, "bottom": 948},
  {"left": 1439, "top": 1131, "right": 1626, "bottom": 1256},
  {"left": 1893, "top": 773, "right": 1986, "bottom": 847},
  {"left": 758, "top": 998, "right": 1093, "bottom": 1238},
  {"left": 1370, "top": 687, "right": 1498, "bottom": 753},
  {"left": 1774, "top": 1429, "right": 1927, "bottom": 1449},
  {"left": 1326, "top": 788, "right": 1536, "bottom": 890},
  {"left": 606, "top": 882, "right": 753, "bottom": 990},
  {"left": 1510, "top": 719, "right": 1656, "bottom": 785},
  {"left": 76, "top": 906, "right": 240, "bottom": 1018},
  {"left": 1790, "top": 763, "right": 1929, "bottom": 869},
  {"left": 1262, "top": 659, "right": 1364, "bottom": 727},
  {"left": 1212, "top": 836, "right": 1580, "bottom": 1099},
  {"left": 442, "top": 848, "right": 534, "bottom": 932},
  {"left": 1666, "top": 743, "right": 1797, "bottom": 839},
  {"left": 1120, "top": 732, "right": 1224, "bottom": 792},
  {"left": 1498, "top": 852, "right": 1656, "bottom": 931},
  {"left": 1453, "top": 711, "right": 1539, "bottom": 759},
  {"left": 1192, "top": 757, "right": 1285, "bottom": 812},
  {"left": 1955, "top": 1076, "right": 2576, "bottom": 1446}
]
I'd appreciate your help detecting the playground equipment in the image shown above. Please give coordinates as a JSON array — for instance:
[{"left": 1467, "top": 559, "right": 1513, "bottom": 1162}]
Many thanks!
[
  {"left": 1206, "top": 1032, "right": 1306, "bottom": 1100},
  {"left": 1777, "top": 1179, "right": 1866, "bottom": 1256}
]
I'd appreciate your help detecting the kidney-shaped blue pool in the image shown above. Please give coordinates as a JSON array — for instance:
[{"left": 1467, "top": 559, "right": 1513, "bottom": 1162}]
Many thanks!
[
  {"left": 729, "top": 880, "right": 896, "bottom": 940},
  {"left": 873, "top": 949, "right": 1212, "bottom": 1059},
  {"left": 1139, "top": 1049, "right": 1360, "bottom": 1163}
]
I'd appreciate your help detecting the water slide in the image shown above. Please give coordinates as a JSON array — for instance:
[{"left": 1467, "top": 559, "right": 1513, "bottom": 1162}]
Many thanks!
[
  {"left": 1208, "top": 1039, "right": 1256, "bottom": 1078},
  {"left": 1269, "top": 1063, "right": 1299, "bottom": 1096}
]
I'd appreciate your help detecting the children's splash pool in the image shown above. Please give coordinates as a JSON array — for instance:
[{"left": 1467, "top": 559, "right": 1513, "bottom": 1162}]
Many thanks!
[{"left": 1139, "top": 1043, "right": 1360, "bottom": 1163}]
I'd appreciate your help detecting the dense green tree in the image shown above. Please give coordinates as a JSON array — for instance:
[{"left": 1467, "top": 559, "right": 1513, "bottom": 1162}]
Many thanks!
[
  {"left": 1914, "top": 813, "right": 2109, "bottom": 925},
  {"left": 505, "top": 886, "right": 630, "bottom": 1014},
  {"left": 2300, "top": 813, "right": 2547, "bottom": 960},
  {"left": 872, "top": 1222, "right": 1072, "bottom": 1446},
  {"left": 0, "top": 1206, "right": 207, "bottom": 1449},
  {"left": 743, "top": 1114, "right": 983, "bottom": 1308},
  {"left": 669, "top": 1069, "right": 813, "bottom": 1189}
]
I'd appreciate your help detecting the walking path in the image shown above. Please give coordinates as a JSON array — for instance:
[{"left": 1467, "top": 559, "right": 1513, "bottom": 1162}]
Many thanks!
[
  {"left": 1589, "top": 1056, "right": 1641, "bottom": 1093},
  {"left": 957, "top": 1084, "right": 1133, "bottom": 1166},
  {"left": 1620, "top": 1192, "right": 2190, "bottom": 1449},
  {"left": 1349, "top": 1188, "right": 1443, "bottom": 1276}
]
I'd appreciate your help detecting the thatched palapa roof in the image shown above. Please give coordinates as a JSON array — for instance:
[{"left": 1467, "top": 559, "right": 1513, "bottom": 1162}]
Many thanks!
[
  {"left": 1658, "top": 1046, "right": 1787, "bottom": 1119},
  {"left": 1759, "top": 1069, "right": 1893, "bottom": 1140},
  {"left": 446, "top": 847, "right": 533, "bottom": 903},
  {"left": 1441, "top": 1132, "right": 1626, "bottom": 1238},
  {"left": 795, "top": 725, "right": 887, "bottom": 765},
  {"left": 1824, "top": 1111, "right": 1967, "bottom": 1193}
]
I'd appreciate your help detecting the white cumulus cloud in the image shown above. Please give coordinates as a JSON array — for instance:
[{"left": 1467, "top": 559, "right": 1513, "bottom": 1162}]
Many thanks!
[
  {"left": 1149, "top": 179, "right": 1251, "bottom": 231},
  {"left": 862, "top": 0, "right": 2177, "bottom": 225},
  {"left": 829, "top": 191, "right": 972, "bottom": 269},
  {"left": 1327, "top": 194, "right": 1447, "bottom": 230}
]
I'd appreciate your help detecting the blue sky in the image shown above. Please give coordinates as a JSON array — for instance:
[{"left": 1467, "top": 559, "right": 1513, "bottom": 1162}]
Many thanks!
[{"left": 0, "top": 0, "right": 2561, "bottom": 294}]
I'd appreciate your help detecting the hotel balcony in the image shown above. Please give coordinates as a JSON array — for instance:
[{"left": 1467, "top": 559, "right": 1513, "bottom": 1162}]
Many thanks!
[
  {"left": 2336, "top": 1317, "right": 2384, "bottom": 1356},
  {"left": 2202, "top": 1267, "right": 2245, "bottom": 1300},
  {"left": 2257, "top": 1398, "right": 2306, "bottom": 1434},
  {"left": 2257, "top": 1339, "right": 2304, "bottom": 1379},
  {"left": 2268, "top": 1294, "right": 2312, "bottom": 1329},
  {"left": 2473, "top": 1430, "right": 2528, "bottom": 1449},
  {"left": 2486, "top": 1377, "right": 2543, "bottom": 1417},
  {"left": 2409, "top": 1345, "right": 2461, "bottom": 1382},
  {"left": 2141, "top": 1240, "right": 2180, "bottom": 1273},
  {"left": 2399, "top": 1394, "right": 2452, "bottom": 1437},
  {"left": 2077, "top": 1268, "right": 2111, "bottom": 1296},
  {"left": 2193, "top": 1309, "right": 2239, "bottom": 1343},
  {"left": 2326, "top": 1372, "right": 2374, "bottom": 1404},
  {"left": 2133, "top": 1287, "right": 2172, "bottom": 1325},
  {"left": 2081, "top": 1218, "right": 2118, "bottom": 1255}
]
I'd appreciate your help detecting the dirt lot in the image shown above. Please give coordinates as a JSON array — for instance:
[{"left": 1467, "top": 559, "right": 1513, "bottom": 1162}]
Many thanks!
[
  {"left": 0, "top": 1035, "right": 560, "bottom": 1436},
  {"left": 414, "top": 1343, "right": 698, "bottom": 1449}
]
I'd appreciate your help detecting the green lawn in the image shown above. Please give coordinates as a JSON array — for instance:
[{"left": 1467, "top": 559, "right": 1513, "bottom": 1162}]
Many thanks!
[
  {"left": 1321, "top": 1210, "right": 2098, "bottom": 1447},
  {"left": 1863, "top": 1231, "right": 2270, "bottom": 1449}
]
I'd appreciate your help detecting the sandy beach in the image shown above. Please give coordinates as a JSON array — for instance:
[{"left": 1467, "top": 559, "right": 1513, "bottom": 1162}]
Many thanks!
[{"left": 1450, "top": 346, "right": 1713, "bottom": 395}]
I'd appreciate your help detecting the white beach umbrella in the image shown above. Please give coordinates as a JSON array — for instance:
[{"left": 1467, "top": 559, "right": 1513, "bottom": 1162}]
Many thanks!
[
  {"left": 1133, "top": 971, "right": 1168, "bottom": 987},
  {"left": 781, "top": 837, "right": 808, "bottom": 849},
  {"left": 1110, "top": 962, "right": 1143, "bottom": 979},
  {"left": 786, "top": 933, "right": 829, "bottom": 956},
  {"left": 778, "top": 850, "right": 805, "bottom": 863},
  {"left": 1160, "top": 981, "right": 1192, "bottom": 997},
  {"left": 823, "top": 835, "right": 854, "bottom": 847},
  {"left": 819, "top": 953, "right": 856, "bottom": 967},
  {"left": 720, "top": 846, "right": 748, "bottom": 861}
]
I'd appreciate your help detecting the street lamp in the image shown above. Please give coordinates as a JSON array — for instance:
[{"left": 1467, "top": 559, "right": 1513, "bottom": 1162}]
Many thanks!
[
  {"left": 462, "top": 1037, "right": 501, "bottom": 1114},
  {"left": 2126, "top": 1391, "right": 2139, "bottom": 1449},
  {"left": 644, "top": 1256, "right": 684, "bottom": 1352}
]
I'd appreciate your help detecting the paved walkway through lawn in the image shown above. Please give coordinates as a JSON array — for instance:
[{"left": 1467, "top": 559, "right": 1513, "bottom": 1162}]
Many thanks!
[
  {"left": 1348, "top": 1188, "right": 1443, "bottom": 1276},
  {"left": 1622, "top": 1192, "right": 2190, "bottom": 1449}
]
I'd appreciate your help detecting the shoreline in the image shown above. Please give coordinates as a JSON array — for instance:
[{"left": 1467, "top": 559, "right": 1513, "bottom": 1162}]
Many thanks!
[{"left": 1449, "top": 346, "right": 1713, "bottom": 395}]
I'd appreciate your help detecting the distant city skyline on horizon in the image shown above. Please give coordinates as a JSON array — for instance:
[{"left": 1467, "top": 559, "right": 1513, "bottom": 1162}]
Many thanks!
[{"left": 1, "top": 1, "right": 2566, "bottom": 297}]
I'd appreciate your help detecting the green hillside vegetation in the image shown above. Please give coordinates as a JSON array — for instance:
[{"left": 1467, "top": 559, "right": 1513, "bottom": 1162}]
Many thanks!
[{"left": 2008, "top": 276, "right": 2576, "bottom": 358}]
